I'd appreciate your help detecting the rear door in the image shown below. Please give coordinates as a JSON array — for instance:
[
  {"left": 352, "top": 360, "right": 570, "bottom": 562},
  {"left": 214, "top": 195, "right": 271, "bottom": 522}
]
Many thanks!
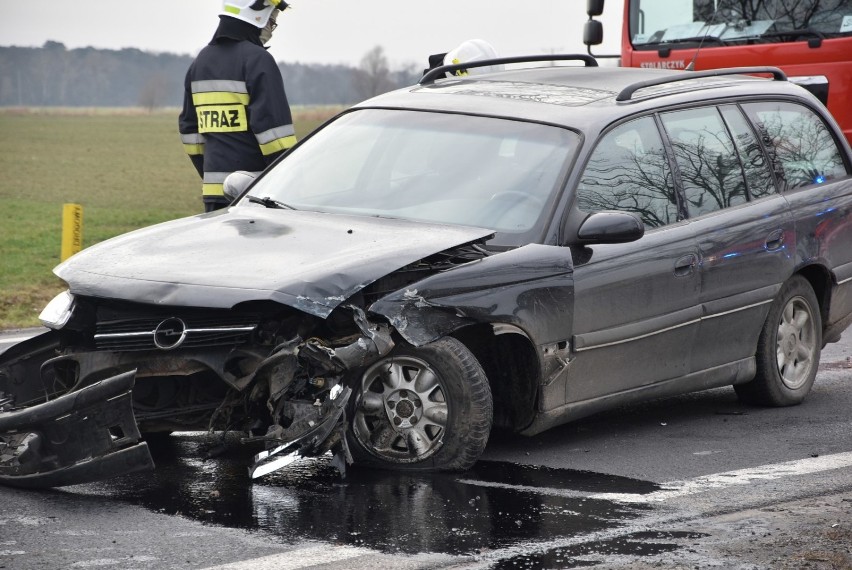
[
  {"left": 741, "top": 100, "right": 852, "bottom": 339},
  {"left": 659, "top": 104, "right": 795, "bottom": 373}
]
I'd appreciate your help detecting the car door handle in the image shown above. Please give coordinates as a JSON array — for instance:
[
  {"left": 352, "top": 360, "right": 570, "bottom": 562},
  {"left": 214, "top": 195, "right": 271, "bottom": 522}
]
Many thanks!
[
  {"left": 674, "top": 253, "right": 698, "bottom": 277},
  {"left": 765, "top": 229, "right": 786, "bottom": 251}
]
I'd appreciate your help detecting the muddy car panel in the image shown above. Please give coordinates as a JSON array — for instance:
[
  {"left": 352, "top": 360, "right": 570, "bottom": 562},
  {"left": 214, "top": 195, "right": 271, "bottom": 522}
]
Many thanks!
[{"left": 3, "top": 62, "right": 852, "bottom": 487}]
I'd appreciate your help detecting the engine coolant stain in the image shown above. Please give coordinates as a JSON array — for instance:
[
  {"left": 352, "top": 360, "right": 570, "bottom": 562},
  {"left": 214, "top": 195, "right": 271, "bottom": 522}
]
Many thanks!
[{"left": 74, "top": 434, "right": 665, "bottom": 558}]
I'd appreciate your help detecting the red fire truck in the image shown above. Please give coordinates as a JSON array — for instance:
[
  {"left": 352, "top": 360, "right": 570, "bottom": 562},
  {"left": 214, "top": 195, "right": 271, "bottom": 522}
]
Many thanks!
[{"left": 584, "top": 0, "right": 852, "bottom": 144}]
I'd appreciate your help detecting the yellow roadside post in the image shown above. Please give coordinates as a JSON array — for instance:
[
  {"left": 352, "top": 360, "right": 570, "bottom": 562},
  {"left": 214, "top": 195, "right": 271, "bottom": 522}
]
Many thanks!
[{"left": 61, "top": 203, "right": 83, "bottom": 261}]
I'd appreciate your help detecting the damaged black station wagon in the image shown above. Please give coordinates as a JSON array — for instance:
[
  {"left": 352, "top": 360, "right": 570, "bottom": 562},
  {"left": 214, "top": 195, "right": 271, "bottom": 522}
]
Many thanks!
[{"left": 3, "top": 55, "right": 852, "bottom": 487}]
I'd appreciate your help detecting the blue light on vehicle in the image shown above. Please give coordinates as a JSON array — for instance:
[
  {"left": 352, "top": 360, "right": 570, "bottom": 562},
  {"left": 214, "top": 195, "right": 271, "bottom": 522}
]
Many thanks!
[{"left": 814, "top": 175, "right": 826, "bottom": 184}]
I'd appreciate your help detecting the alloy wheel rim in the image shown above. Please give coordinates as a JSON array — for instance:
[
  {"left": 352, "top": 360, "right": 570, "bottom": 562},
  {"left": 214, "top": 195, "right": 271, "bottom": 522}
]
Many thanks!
[
  {"left": 353, "top": 356, "right": 448, "bottom": 463},
  {"left": 775, "top": 296, "right": 817, "bottom": 390}
]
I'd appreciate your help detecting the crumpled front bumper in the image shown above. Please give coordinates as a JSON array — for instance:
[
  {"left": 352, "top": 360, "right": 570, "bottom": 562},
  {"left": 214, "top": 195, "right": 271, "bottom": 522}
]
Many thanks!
[{"left": 0, "top": 369, "right": 154, "bottom": 488}]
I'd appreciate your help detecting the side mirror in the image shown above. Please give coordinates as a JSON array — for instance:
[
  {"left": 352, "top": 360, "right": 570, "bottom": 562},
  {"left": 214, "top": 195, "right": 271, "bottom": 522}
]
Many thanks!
[
  {"left": 577, "top": 211, "right": 644, "bottom": 244},
  {"left": 587, "top": 0, "right": 604, "bottom": 17},
  {"left": 583, "top": 0, "right": 619, "bottom": 60},
  {"left": 223, "top": 171, "right": 257, "bottom": 202},
  {"left": 583, "top": 20, "right": 604, "bottom": 47}
]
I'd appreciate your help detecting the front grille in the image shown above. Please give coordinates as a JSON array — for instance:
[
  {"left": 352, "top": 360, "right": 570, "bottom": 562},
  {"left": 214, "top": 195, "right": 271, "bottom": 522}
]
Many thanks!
[{"left": 94, "top": 312, "right": 259, "bottom": 352}]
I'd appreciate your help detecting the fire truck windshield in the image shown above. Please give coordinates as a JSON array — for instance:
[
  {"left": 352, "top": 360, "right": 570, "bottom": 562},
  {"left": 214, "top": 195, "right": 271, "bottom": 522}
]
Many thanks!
[{"left": 629, "top": 0, "right": 852, "bottom": 47}]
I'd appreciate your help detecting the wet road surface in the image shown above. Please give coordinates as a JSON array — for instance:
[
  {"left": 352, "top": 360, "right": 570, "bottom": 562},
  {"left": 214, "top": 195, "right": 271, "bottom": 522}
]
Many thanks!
[
  {"left": 69, "top": 434, "right": 680, "bottom": 567},
  {"left": 1, "top": 329, "right": 850, "bottom": 568}
]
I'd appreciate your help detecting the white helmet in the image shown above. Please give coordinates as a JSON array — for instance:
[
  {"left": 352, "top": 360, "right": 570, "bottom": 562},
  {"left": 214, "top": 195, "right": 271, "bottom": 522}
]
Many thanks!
[
  {"left": 221, "top": 0, "right": 284, "bottom": 28},
  {"left": 443, "top": 39, "right": 504, "bottom": 77}
]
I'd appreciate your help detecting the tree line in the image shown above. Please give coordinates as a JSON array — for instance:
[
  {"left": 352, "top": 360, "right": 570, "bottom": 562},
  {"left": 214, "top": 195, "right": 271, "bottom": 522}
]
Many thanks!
[{"left": 0, "top": 42, "right": 420, "bottom": 108}]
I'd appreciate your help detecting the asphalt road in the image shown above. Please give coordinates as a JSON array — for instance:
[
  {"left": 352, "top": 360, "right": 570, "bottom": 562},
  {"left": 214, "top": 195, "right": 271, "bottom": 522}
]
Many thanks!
[{"left": 0, "top": 329, "right": 850, "bottom": 569}]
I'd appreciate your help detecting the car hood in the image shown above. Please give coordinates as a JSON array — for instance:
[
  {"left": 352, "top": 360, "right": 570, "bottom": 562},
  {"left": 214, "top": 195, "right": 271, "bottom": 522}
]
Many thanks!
[{"left": 56, "top": 207, "right": 494, "bottom": 318}]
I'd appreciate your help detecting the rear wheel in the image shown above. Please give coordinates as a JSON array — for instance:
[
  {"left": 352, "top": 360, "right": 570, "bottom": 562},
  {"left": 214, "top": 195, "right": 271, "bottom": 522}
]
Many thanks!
[
  {"left": 735, "top": 275, "right": 821, "bottom": 406},
  {"left": 348, "top": 337, "right": 492, "bottom": 471}
]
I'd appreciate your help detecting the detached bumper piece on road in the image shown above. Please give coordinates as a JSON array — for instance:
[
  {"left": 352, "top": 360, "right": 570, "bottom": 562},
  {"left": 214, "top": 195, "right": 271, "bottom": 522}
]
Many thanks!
[{"left": 0, "top": 370, "right": 154, "bottom": 488}]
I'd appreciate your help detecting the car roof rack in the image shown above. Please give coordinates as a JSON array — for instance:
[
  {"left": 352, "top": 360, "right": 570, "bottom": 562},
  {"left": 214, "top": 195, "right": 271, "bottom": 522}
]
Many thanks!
[
  {"left": 616, "top": 66, "right": 787, "bottom": 102},
  {"left": 419, "top": 54, "right": 598, "bottom": 85}
]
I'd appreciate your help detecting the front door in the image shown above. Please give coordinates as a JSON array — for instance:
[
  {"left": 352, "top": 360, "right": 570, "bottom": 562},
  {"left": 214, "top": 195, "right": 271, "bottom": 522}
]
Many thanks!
[{"left": 569, "top": 115, "right": 701, "bottom": 403}]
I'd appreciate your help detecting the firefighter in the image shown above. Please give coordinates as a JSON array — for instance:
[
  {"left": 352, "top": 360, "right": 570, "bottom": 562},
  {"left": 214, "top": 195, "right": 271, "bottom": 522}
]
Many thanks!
[{"left": 179, "top": 0, "right": 296, "bottom": 212}]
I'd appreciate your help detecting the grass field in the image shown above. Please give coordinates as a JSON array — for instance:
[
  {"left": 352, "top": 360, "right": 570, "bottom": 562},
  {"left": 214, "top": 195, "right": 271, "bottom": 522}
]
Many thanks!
[{"left": 0, "top": 106, "right": 343, "bottom": 329}]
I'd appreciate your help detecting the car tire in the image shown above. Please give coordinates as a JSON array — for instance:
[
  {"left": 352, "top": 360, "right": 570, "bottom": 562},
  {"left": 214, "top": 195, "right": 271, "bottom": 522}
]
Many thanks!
[
  {"left": 347, "top": 337, "right": 492, "bottom": 471},
  {"left": 735, "top": 275, "right": 821, "bottom": 407}
]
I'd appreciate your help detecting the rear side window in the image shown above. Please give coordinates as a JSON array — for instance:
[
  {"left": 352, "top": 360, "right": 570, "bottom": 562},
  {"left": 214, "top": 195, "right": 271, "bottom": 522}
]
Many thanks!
[
  {"left": 719, "top": 105, "right": 776, "bottom": 200},
  {"left": 577, "top": 116, "right": 679, "bottom": 229},
  {"left": 742, "top": 101, "right": 848, "bottom": 190},
  {"left": 661, "top": 107, "right": 747, "bottom": 217}
]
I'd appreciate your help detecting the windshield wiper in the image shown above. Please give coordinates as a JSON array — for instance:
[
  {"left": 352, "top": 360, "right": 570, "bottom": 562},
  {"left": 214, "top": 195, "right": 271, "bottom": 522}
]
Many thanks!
[
  {"left": 640, "top": 36, "right": 729, "bottom": 53},
  {"left": 755, "top": 28, "right": 825, "bottom": 43},
  {"left": 762, "top": 28, "right": 825, "bottom": 39},
  {"left": 246, "top": 195, "right": 296, "bottom": 210},
  {"left": 652, "top": 35, "right": 730, "bottom": 47}
]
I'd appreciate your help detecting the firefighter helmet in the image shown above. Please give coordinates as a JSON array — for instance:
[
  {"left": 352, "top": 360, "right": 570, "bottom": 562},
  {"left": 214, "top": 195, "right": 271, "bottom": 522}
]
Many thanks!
[
  {"left": 443, "top": 39, "right": 504, "bottom": 76},
  {"left": 221, "top": 0, "right": 286, "bottom": 28}
]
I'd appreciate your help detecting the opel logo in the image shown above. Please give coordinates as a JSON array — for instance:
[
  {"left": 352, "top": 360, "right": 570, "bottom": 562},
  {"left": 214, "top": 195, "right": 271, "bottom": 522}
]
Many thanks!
[{"left": 153, "top": 317, "right": 188, "bottom": 350}]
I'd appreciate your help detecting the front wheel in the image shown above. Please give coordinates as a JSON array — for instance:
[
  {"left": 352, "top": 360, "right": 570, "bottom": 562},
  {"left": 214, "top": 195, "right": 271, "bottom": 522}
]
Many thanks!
[
  {"left": 348, "top": 337, "right": 492, "bottom": 471},
  {"left": 735, "top": 275, "right": 821, "bottom": 406}
]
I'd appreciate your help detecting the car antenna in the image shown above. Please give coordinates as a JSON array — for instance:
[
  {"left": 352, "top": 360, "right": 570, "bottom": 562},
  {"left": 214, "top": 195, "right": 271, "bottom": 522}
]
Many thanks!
[{"left": 685, "top": 3, "right": 724, "bottom": 71}]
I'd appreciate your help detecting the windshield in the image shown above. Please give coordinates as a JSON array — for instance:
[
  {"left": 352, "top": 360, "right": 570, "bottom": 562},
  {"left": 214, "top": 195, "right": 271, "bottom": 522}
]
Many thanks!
[
  {"left": 630, "top": 0, "right": 852, "bottom": 46},
  {"left": 243, "top": 109, "right": 579, "bottom": 245}
]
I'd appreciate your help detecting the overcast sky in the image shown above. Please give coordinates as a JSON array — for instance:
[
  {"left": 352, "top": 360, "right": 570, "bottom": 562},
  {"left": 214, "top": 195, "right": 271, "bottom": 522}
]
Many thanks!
[{"left": 2, "top": 1, "right": 623, "bottom": 68}]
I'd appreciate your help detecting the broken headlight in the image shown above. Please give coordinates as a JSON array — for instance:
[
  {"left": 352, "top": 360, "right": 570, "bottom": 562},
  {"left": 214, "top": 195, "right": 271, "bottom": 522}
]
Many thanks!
[{"left": 39, "top": 290, "right": 76, "bottom": 330}]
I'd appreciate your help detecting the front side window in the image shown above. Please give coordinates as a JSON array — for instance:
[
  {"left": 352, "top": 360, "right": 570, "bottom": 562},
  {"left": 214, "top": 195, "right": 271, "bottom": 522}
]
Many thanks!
[
  {"left": 576, "top": 116, "right": 679, "bottom": 229},
  {"left": 661, "top": 107, "right": 747, "bottom": 217},
  {"left": 244, "top": 109, "right": 580, "bottom": 245},
  {"left": 742, "top": 101, "right": 848, "bottom": 190}
]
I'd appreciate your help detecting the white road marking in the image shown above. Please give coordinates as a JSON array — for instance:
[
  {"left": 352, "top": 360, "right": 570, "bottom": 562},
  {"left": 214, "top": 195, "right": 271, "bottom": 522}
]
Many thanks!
[
  {"left": 454, "top": 478, "right": 590, "bottom": 498},
  {"left": 456, "top": 451, "right": 852, "bottom": 568},
  {"left": 592, "top": 450, "right": 852, "bottom": 503},
  {"left": 70, "top": 560, "right": 121, "bottom": 568},
  {"left": 459, "top": 451, "right": 852, "bottom": 505},
  {"left": 200, "top": 545, "right": 372, "bottom": 570}
]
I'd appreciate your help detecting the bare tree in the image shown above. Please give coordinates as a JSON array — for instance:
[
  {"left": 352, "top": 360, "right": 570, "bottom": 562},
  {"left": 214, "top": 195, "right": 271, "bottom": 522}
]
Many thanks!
[
  {"left": 353, "top": 45, "right": 393, "bottom": 99},
  {"left": 138, "top": 73, "right": 168, "bottom": 112}
]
